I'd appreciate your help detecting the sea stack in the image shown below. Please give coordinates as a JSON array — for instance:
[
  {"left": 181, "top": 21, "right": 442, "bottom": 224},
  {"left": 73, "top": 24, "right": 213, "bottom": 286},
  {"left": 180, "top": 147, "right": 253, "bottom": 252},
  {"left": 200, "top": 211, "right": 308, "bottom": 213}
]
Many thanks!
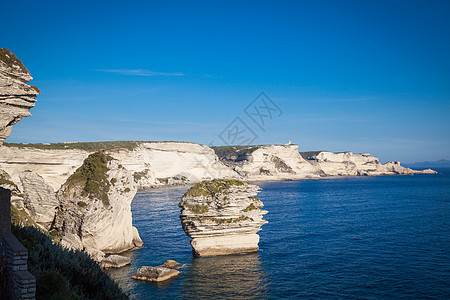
[{"left": 179, "top": 179, "right": 267, "bottom": 256}]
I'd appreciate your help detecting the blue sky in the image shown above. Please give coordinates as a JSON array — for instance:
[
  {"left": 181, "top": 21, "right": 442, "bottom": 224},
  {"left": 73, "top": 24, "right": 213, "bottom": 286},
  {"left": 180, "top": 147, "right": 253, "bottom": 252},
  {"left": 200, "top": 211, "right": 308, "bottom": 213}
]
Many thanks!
[{"left": 2, "top": 0, "right": 449, "bottom": 163}]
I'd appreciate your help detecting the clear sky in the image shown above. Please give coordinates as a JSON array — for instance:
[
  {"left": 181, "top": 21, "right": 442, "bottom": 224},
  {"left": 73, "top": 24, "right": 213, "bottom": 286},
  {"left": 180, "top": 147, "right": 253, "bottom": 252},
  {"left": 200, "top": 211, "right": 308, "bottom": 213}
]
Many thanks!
[{"left": 2, "top": 0, "right": 449, "bottom": 163}]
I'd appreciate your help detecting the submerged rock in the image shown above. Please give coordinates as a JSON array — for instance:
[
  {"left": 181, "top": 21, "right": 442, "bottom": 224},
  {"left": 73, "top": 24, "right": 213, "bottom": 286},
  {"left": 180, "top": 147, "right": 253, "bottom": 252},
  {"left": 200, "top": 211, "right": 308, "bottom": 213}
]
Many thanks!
[
  {"left": 132, "top": 266, "right": 180, "bottom": 282},
  {"left": 179, "top": 179, "right": 267, "bottom": 256}
]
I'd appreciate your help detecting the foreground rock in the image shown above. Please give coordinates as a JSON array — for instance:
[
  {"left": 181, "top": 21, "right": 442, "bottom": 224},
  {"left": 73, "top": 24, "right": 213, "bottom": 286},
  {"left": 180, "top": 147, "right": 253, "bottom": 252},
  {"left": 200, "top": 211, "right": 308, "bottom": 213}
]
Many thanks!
[
  {"left": 180, "top": 179, "right": 267, "bottom": 256},
  {"left": 0, "top": 48, "right": 40, "bottom": 145},
  {"left": 132, "top": 260, "right": 182, "bottom": 282},
  {"left": 100, "top": 255, "right": 132, "bottom": 269}
]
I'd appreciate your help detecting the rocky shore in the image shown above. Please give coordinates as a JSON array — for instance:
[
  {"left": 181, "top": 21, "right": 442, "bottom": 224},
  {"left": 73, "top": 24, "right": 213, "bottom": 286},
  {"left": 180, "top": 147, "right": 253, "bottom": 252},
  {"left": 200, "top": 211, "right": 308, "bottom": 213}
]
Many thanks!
[{"left": 0, "top": 48, "right": 438, "bottom": 267}]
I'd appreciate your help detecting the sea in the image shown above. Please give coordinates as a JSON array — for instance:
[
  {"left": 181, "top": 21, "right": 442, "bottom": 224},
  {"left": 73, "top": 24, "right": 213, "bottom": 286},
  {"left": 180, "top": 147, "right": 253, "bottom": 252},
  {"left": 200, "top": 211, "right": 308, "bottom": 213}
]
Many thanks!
[{"left": 108, "top": 168, "right": 450, "bottom": 299}]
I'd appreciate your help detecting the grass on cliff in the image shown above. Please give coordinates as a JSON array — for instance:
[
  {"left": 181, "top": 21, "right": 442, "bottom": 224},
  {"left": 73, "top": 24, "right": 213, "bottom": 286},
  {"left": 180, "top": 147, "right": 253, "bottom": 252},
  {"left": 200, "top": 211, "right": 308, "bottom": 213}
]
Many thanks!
[
  {"left": 0, "top": 48, "right": 29, "bottom": 73},
  {"left": 4, "top": 141, "right": 140, "bottom": 152},
  {"left": 12, "top": 225, "right": 128, "bottom": 300},
  {"left": 183, "top": 179, "right": 246, "bottom": 199},
  {"left": 64, "top": 151, "right": 113, "bottom": 207},
  {"left": 211, "top": 145, "right": 262, "bottom": 160}
]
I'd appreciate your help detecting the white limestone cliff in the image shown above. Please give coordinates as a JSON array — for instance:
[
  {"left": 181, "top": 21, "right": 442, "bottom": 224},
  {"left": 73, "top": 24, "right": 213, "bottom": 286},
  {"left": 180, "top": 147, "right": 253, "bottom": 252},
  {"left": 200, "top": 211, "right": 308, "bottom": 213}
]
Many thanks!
[
  {"left": 215, "top": 144, "right": 324, "bottom": 180},
  {"left": 179, "top": 179, "right": 267, "bottom": 256},
  {"left": 303, "top": 151, "right": 437, "bottom": 176},
  {"left": 0, "top": 48, "right": 39, "bottom": 145},
  {"left": 19, "top": 171, "right": 58, "bottom": 230},
  {"left": 110, "top": 142, "right": 240, "bottom": 188},
  {"left": 54, "top": 153, "right": 143, "bottom": 260}
]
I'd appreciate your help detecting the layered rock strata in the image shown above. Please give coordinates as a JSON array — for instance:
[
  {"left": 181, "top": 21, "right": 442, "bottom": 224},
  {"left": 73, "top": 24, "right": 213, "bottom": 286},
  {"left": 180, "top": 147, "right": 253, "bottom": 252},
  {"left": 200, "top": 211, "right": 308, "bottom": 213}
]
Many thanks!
[
  {"left": 214, "top": 144, "right": 324, "bottom": 180},
  {"left": 302, "top": 151, "right": 438, "bottom": 176},
  {"left": 53, "top": 151, "right": 143, "bottom": 260},
  {"left": 179, "top": 179, "right": 267, "bottom": 256},
  {"left": 0, "top": 48, "right": 39, "bottom": 145}
]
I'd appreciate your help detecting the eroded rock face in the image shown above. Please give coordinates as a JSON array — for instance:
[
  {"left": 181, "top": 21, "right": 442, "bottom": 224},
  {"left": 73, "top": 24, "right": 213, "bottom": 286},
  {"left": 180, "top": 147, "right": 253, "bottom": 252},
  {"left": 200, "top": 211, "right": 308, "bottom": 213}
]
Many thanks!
[
  {"left": 180, "top": 179, "right": 267, "bottom": 256},
  {"left": 54, "top": 152, "right": 143, "bottom": 258},
  {"left": 215, "top": 144, "right": 324, "bottom": 180},
  {"left": 0, "top": 48, "right": 39, "bottom": 145},
  {"left": 19, "top": 171, "right": 58, "bottom": 230},
  {"left": 111, "top": 142, "right": 240, "bottom": 189},
  {"left": 305, "top": 152, "right": 437, "bottom": 176}
]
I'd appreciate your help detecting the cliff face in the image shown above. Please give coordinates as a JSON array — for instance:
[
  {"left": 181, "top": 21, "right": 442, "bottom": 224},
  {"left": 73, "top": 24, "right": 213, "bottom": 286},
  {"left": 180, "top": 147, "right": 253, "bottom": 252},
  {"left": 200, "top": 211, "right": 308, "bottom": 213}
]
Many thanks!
[
  {"left": 54, "top": 152, "right": 142, "bottom": 261},
  {"left": 110, "top": 142, "right": 239, "bottom": 188},
  {"left": 179, "top": 179, "right": 267, "bottom": 256},
  {"left": 0, "top": 48, "right": 39, "bottom": 145},
  {"left": 214, "top": 144, "right": 324, "bottom": 180},
  {"left": 303, "top": 151, "right": 437, "bottom": 176}
]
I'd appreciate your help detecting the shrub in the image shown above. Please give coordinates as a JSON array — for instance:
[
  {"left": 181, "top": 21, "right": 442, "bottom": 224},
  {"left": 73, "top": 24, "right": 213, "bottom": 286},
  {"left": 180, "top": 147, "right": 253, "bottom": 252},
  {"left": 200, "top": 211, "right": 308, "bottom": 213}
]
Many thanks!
[
  {"left": 243, "top": 203, "right": 258, "bottom": 212},
  {"left": 77, "top": 201, "right": 87, "bottom": 208},
  {"left": 11, "top": 225, "right": 128, "bottom": 300},
  {"left": 183, "top": 179, "right": 246, "bottom": 198},
  {"left": 64, "top": 151, "right": 112, "bottom": 207},
  {"left": 188, "top": 204, "right": 209, "bottom": 214}
]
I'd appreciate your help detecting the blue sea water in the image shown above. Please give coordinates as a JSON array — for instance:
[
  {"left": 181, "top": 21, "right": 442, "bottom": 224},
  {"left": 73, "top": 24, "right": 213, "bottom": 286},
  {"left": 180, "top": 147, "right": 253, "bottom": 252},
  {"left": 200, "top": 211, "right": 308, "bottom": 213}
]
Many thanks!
[{"left": 108, "top": 168, "right": 450, "bottom": 299}]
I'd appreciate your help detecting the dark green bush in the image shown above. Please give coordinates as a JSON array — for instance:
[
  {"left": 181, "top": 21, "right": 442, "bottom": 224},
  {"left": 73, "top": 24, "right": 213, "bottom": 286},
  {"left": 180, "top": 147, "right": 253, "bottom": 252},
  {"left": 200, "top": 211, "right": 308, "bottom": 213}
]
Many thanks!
[
  {"left": 11, "top": 225, "right": 128, "bottom": 300},
  {"left": 182, "top": 179, "right": 246, "bottom": 198},
  {"left": 63, "top": 152, "right": 112, "bottom": 207}
]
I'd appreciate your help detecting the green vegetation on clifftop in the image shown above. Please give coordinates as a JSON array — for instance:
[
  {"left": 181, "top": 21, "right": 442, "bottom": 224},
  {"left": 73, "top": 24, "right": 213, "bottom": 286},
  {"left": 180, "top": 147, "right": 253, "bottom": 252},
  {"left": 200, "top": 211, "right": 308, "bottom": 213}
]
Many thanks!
[
  {"left": 0, "top": 48, "right": 28, "bottom": 73},
  {"left": 4, "top": 141, "right": 139, "bottom": 152},
  {"left": 64, "top": 151, "right": 113, "bottom": 206},
  {"left": 183, "top": 179, "right": 246, "bottom": 198}
]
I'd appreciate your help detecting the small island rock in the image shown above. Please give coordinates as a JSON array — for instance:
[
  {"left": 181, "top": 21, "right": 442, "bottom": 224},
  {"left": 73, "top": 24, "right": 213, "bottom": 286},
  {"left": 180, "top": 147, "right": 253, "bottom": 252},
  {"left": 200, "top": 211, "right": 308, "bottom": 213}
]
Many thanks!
[
  {"left": 162, "top": 259, "right": 183, "bottom": 269},
  {"left": 179, "top": 179, "right": 267, "bottom": 256},
  {"left": 132, "top": 266, "right": 180, "bottom": 282}
]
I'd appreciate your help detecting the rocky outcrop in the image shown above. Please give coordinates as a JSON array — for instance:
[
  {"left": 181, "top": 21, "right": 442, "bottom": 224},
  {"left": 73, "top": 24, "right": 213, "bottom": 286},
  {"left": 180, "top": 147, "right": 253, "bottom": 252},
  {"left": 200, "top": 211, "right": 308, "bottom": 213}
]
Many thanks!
[
  {"left": 0, "top": 142, "right": 239, "bottom": 191},
  {"left": 100, "top": 255, "right": 131, "bottom": 269},
  {"left": 179, "top": 179, "right": 267, "bottom": 256},
  {"left": 303, "top": 151, "right": 437, "bottom": 176},
  {"left": 19, "top": 171, "right": 58, "bottom": 230},
  {"left": 132, "top": 266, "right": 180, "bottom": 282},
  {"left": 53, "top": 152, "right": 142, "bottom": 260},
  {"left": 132, "top": 260, "right": 183, "bottom": 282},
  {"left": 0, "top": 48, "right": 39, "bottom": 145},
  {"left": 111, "top": 142, "right": 240, "bottom": 188},
  {"left": 214, "top": 144, "right": 324, "bottom": 180}
]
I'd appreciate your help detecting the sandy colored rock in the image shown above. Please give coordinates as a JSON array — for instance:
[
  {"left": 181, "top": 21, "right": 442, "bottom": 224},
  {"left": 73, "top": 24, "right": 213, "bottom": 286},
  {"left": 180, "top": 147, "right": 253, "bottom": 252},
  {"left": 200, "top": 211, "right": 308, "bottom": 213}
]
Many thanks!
[
  {"left": 132, "top": 266, "right": 180, "bottom": 282},
  {"left": 220, "top": 144, "right": 324, "bottom": 180},
  {"left": 19, "top": 171, "right": 58, "bottom": 230},
  {"left": 305, "top": 152, "right": 437, "bottom": 176},
  {"left": 101, "top": 255, "right": 131, "bottom": 268},
  {"left": 161, "top": 259, "right": 183, "bottom": 269},
  {"left": 0, "top": 48, "right": 40, "bottom": 145},
  {"left": 180, "top": 179, "right": 267, "bottom": 256},
  {"left": 54, "top": 152, "right": 142, "bottom": 254}
]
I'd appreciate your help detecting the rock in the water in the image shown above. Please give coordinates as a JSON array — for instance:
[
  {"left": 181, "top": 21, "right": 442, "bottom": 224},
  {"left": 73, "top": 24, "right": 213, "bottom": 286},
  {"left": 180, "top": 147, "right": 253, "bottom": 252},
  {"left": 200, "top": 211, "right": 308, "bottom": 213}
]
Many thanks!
[
  {"left": 101, "top": 255, "right": 131, "bottom": 269},
  {"left": 132, "top": 266, "right": 180, "bottom": 282},
  {"left": 0, "top": 48, "right": 40, "bottom": 145},
  {"left": 179, "top": 179, "right": 267, "bottom": 256},
  {"left": 161, "top": 259, "right": 183, "bottom": 269}
]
